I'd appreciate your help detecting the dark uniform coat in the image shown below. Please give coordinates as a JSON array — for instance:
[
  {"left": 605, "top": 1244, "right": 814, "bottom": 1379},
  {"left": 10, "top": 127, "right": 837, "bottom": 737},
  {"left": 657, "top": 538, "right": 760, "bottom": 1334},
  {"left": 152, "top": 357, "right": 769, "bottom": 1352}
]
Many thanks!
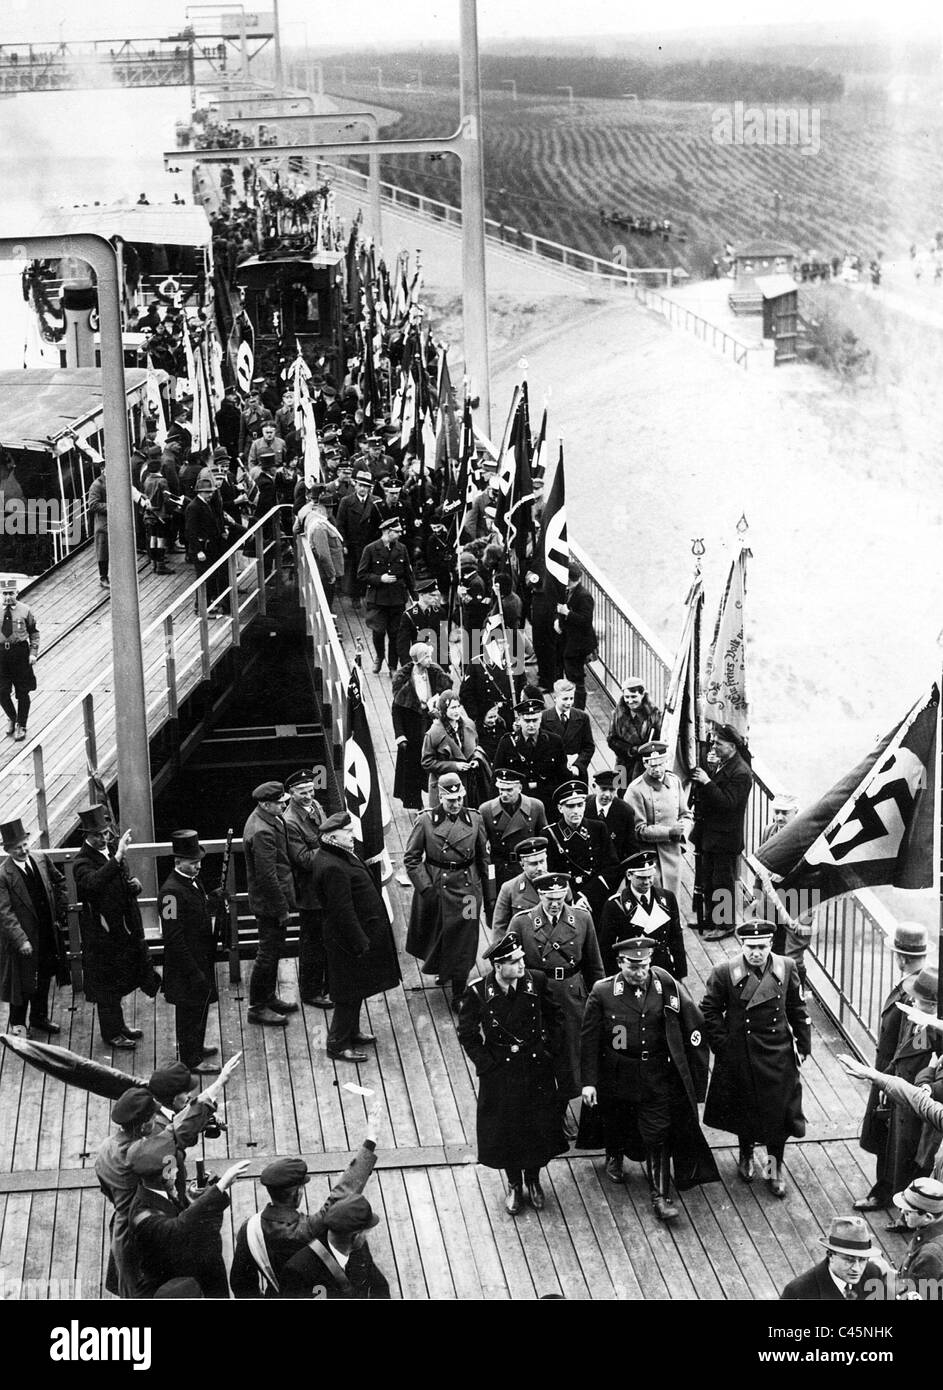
[
  {"left": 509, "top": 903, "right": 604, "bottom": 1096},
  {"left": 0, "top": 853, "right": 68, "bottom": 1004},
  {"left": 701, "top": 953, "right": 812, "bottom": 1143},
  {"left": 310, "top": 843, "right": 401, "bottom": 1006},
  {"left": 899, "top": 1226, "right": 943, "bottom": 1295},
  {"left": 282, "top": 799, "right": 325, "bottom": 911},
  {"left": 404, "top": 806, "right": 493, "bottom": 984},
  {"left": 586, "top": 794, "right": 638, "bottom": 862},
  {"left": 478, "top": 794, "right": 548, "bottom": 892},
  {"left": 357, "top": 535, "right": 415, "bottom": 608},
  {"left": 390, "top": 661, "right": 451, "bottom": 809},
  {"left": 578, "top": 967, "right": 719, "bottom": 1189},
  {"left": 460, "top": 658, "right": 523, "bottom": 734},
  {"left": 73, "top": 846, "right": 158, "bottom": 1005},
  {"left": 493, "top": 729, "right": 568, "bottom": 811},
  {"left": 598, "top": 883, "right": 686, "bottom": 979},
  {"left": 545, "top": 815, "right": 619, "bottom": 919},
  {"left": 396, "top": 600, "right": 446, "bottom": 666},
  {"left": 457, "top": 968, "right": 567, "bottom": 1169},
  {"left": 158, "top": 868, "right": 218, "bottom": 1007}
]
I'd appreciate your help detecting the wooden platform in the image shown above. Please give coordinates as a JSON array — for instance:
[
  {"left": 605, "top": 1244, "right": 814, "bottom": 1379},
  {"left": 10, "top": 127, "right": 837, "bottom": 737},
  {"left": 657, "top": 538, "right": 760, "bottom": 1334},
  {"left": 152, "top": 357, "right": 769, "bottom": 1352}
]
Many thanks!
[{"left": 0, "top": 590, "right": 898, "bottom": 1300}]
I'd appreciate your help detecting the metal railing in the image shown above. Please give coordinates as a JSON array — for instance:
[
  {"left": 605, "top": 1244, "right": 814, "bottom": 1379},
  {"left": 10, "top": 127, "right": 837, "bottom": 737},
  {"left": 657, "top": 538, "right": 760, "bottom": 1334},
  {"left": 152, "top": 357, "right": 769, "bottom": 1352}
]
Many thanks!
[
  {"left": 633, "top": 282, "right": 753, "bottom": 368},
  {"left": 571, "top": 537, "right": 897, "bottom": 1053},
  {"left": 296, "top": 533, "right": 350, "bottom": 760},
  {"left": 1, "top": 507, "right": 286, "bottom": 851}
]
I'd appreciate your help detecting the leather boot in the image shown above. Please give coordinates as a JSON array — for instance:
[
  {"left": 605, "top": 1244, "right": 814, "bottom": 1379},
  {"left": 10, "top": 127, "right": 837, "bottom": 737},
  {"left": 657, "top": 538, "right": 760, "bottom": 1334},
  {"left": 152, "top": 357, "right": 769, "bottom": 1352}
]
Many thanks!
[
  {"left": 505, "top": 1185, "right": 524, "bottom": 1216},
  {"left": 650, "top": 1147, "right": 679, "bottom": 1222},
  {"left": 526, "top": 1175, "right": 546, "bottom": 1211},
  {"left": 605, "top": 1152, "right": 624, "bottom": 1184},
  {"left": 737, "top": 1143, "right": 755, "bottom": 1183}
]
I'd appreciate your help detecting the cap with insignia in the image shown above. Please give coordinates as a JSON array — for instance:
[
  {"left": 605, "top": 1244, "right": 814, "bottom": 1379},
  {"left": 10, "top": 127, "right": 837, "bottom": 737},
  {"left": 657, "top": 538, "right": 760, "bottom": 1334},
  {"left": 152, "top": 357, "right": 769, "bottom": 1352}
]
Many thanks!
[
  {"left": 437, "top": 771, "right": 464, "bottom": 791},
  {"left": 613, "top": 936, "right": 655, "bottom": 961},
  {"left": 735, "top": 919, "right": 776, "bottom": 941},
  {"left": 622, "top": 850, "right": 658, "bottom": 873},
  {"left": 321, "top": 811, "right": 352, "bottom": 834},
  {"left": 260, "top": 1156, "right": 311, "bottom": 1189},
  {"left": 354, "top": 469, "right": 374, "bottom": 484},
  {"left": 252, "top": 780, "right": 286, "bottom": 802},
  {"left": 514, "top": 697, "right": 545, "bottom": 716},
  {"left": 379, "top": 515, "right": 403, "bottom": 532},
  {"left": 414, "top": 577, "right": 441, "bottom": 595},
  {"left": 380, "top": 475, "right": 401, "bottom": 489},
  {"left": 555, "top": 780, "right": 588, "bottom": 806},
  {"left": 533, "top": 872, "right": 571, "bottom": 894},
  {"left": 592, "top": 770, "right": 617, "bottom": 788},
  {"left": 514, "top": 836, "right": 548, "bottom": 860},
  {"left": 639, "top": 740, "right": 668, "bottom": 758},
  {"left": 483, "top": 931, "right": 525, "bottom": 965},
  {"left": 494, "top": 767, "right": 524, "bottom": 784},
  {"left": 285, "top": 769, "right": 316, "bottom": 790}
]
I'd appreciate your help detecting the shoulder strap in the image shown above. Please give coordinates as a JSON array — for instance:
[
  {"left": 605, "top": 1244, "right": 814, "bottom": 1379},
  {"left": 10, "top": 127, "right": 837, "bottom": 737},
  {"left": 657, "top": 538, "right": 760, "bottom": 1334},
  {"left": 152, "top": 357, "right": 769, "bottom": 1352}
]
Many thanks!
[
  {"left": 309, "top": 1237, "right": 355, "bottom": 1294},
  {"left": 246, "top": 1213, "right": 280, "bottom": 1293}
]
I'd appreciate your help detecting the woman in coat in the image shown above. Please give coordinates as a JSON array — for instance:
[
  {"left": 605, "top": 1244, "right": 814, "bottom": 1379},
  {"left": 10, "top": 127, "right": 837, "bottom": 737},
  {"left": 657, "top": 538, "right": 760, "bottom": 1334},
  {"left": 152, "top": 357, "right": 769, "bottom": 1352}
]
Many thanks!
[
  {"left": 420, "top": 691, "right": 491, "bottom": 808},
  {"left": 391, "top": 643, "right": 451, "bottom": 811},
  {"left": 607, "top": 678, "right": 662, "bottom": 791}
]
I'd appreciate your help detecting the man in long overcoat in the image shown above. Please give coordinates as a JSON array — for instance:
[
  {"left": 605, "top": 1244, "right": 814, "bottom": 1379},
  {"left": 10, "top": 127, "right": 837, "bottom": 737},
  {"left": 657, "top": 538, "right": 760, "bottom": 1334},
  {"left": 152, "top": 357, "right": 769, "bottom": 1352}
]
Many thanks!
[
  {"left": 580, "top": 936, "right": 718, "bottom": 1221},
  {"left": 404, "top": 771, "right": 493, "bottom": 1010},
  {"left": 624, "top": 740, "right": 693, "bottom": 902},
  {"left": 335, "top": 469, "right": 378, "bottom": 607},
  {"left": 357, "top": 514, "right": 416, "bottom": 674},
  {"left": 701, "top": 919, "right": 812, "bottom": 1197},
  {"left": 871, "top": 966, "right": 939, "bottom": 1220},
  {"left": 243, "top": 780, "right": 297, "bottom": 1027},
  {"left": 689, "top": 722, "right": 753, "bottom": 939},
  {"left": 282, "top": 769, "right": 330, "bottom": 1007},
  {"left": 158, "top": 829, "right": 219, "bottom": 1076},
  {"left": 855, "top": 922, "right": 928, "bottom": 1213},
  {"left": 73, "top": 804, "right": 158, "bottom": 1049},
  {"left": 0, "top": 816, "right": 68, "bottom": 1034},
  {"left": 457, "top": 931, "right": 567, "bottom": 1214},
  {"left": 545, "top": 780, "right": 619, "bottom": 920},
  {"left": 311, "top": 812, "right": 401, "bottom": 1063},
  {"left": 599, "top": 850, "right": 687, "bottom": 979},
  {"left": 509, "top": 873, "right": 603, "bottom": 1107},
  {"left": 493, "top": 698, "right": 567, "bottom": 810},
  {"left": 479, "top": 767, "right": 548, "bottom": 906}
]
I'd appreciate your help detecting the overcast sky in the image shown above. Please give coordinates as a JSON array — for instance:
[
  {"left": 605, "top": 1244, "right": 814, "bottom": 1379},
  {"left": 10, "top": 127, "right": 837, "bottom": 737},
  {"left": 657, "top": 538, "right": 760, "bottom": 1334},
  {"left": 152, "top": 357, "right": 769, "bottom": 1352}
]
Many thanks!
[{"left": 1, "top": 0, "right": 939, "bottom": 47}]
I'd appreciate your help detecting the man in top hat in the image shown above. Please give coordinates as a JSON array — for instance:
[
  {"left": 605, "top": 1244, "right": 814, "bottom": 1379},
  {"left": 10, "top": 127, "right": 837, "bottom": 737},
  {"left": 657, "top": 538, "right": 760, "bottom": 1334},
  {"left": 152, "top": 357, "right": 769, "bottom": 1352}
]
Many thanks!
[
  {"left": 780, "top": 1216, "right": 888, "bottom": 1301},
  {"left": 396, "top": 576, "right": 445, "bottom": 667},
  {"left": 0, "top": 816, "right": 68, "bottom": 1036},
  {"left": 624, "top": 740, "right": 693, "bottom": 903},
  {"left": 509, "top": 872, "right": 604, "bottom": 1119},
  {"left": 545, "top": 780, "right": 619, "bottom": 921},
  {"left": 0, "top": 575, "right": 39, "bottom": 742},
  {"left": 580, "top": 935, "right": 718, "bottom": 1221},
  {"left": 184, "top": 473, "right": 228, "bottom": 616},
  {"left": 312, "top": 812, "right": 401, "bottom": 1063},
  {"left": 855, "top": 922, "right": 930, "bottom": 1215},
  {"left": 336, "top": 469, "right": 379, "bottom": 607},
  {"left": 494, "top": 699, "right": 568, "bottom": 814},
  {"left": 282, "top": 769, "right": 330, "bottom": 1008},
  {"left": 701, "top": 919, "right": 812, "bottom": 1197},
  {"left": 599, "top": 850, "right": 686, "bottom": 979},
  {"left": 357, "top": 513, "right": 416, "bottom": 674},
  {"left": 242, "top": 782, "right": 297, "bottom": 1028},
  {"left": 458, "top": 931, "right": 566, "bottom": 1214},
  {"left": 404, "top": 772, "right": 493, "bottom": 1012},
  {"left": 478, "top": 768, "right": 549, "bottom": 909},
  {"left": 73, "top": 805, "right": 158, "bottom": 1050},
  {"left": 280, "top": 1194, "right": 391, "bottom": 1299},
  {"left": 541, "top": 679, "right": 595, "bottom": 781},
  {"left": 230, "top": 1101, "right": 384, "bottom": 1297},
  {"left": 894, "top": 1176, "right": 943, "bottom": 1296},
  {"left": 587, "top": 769, "right": 637, "bottom": 863},
  {"left": 690, "top": 722, "right": 754, "bottom": 939},
  {"left": 158, "top": 830, "right": 221, "bottom": 1076}
]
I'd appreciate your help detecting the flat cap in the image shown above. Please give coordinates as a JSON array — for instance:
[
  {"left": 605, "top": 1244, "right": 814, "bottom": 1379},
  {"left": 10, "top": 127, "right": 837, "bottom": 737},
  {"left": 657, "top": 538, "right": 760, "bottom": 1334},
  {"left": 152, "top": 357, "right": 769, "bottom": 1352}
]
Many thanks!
[
  {"left": 324, "top": 1195, "right": 380, "bottom": 1233},
  {"left": 112, "top": 1087, "right": 157, "bottom": 1127},
  {"left": 148, "top": 1063, "right": 194, "bottom": 1103},
  {"left": 252, "top": 780, "right": 286, "bottom": 802},
  {"left": 321, "top": 811, "right": 352, "bottom": 834},
  {"left": 260, "top": 1156, "right": 311, "bottom": 1189}
]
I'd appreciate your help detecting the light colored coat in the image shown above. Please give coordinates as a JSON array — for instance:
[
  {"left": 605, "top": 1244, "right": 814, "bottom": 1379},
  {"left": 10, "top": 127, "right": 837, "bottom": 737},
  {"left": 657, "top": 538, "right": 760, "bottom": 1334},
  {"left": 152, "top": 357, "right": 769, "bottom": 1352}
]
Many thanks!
[{"left": 624, "top": 770, "right": 693, "bottom": 899}]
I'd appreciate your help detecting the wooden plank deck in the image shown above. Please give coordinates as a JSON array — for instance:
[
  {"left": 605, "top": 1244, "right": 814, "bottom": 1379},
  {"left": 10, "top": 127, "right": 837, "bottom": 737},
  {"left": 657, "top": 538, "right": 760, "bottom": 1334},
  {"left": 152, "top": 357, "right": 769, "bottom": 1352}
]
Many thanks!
[{"left": 0, "top": 588, "right": 900, "bottom": 1299}]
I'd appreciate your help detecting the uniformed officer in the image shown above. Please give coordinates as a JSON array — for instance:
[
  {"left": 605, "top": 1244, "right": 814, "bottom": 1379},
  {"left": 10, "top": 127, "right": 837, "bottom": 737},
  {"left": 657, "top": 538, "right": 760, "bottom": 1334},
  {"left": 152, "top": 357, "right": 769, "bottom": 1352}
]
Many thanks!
[
  {"left": 545, "top": 780, "right": 619, "bottom": 920},
  {"left": 598, "top": 850, "right": 687, "bottom": 978},
  {"left": 158, "top": 830, "right": 220, "bottom": 1076},
  {"left": 460, "top": 628, "right": 524, "bottom": 733},
  {"left": 701, "top": 919, "right": 812, "bottom": 1197},
  {"left": 357, "top": 515, "right": 416, "bottom": 674},
  {"left": 492, "top": 836, "right": 570, "bottom": 936},
  {"left": 493, "top": 698, "right": 568, "bottom": 810},
  {"left": 478, "top": 768, "right": 549, "bottom": 907},
  {"left": 396, "top": 576, "right": 445, "bottom": 667},
  {"left": 0, "top": 575, "right": 39, "bottom": 741},
  {"left": 580, "top": 936, "right": 718, "bottom": 1221},
  {"left": 457, "top": 931, "right": 566, "bottom": 1214},
  {"left": 404, "top": 771, "right": 494, "bottom": 1010},
  {"left": 509, "top": 872, "right": 603, "bottom": 1112}
]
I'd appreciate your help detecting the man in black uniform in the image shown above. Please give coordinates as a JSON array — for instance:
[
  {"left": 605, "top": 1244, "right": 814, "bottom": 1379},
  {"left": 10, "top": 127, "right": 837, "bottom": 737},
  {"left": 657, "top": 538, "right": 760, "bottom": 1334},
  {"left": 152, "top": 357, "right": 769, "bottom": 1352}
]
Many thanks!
[
  {"left": 493, "top": 698, "right": 567, "bottom": 811},
  {"left": 396, "top": 577, "right": 445, "bottom": 667},
  {"left": 158, "top": 830, "right": 220, "bottom": 1076},
  {"left": 580, "top": 935, "right": 718, "bottom": 1221},
  {"left": 457, "top": 931, "right": 566, "bottom": 1215},
  {"left": 0, "top": 575, "right": 39, "bottom": 741},
  {"left": 545, "top": 780, "right": 619, "bottom": 921},
  {"left": 587, "top": 769, "right": 637, "bottom": 862},
  {"left": 478, "top": 768, "right": 548, "bottom": 905},
  {"left": 357, "top": 515, "right": 416, "bottom": 674},
  {"left": 598, "top": 850, "right": 686, "bottom": 979},
  {"left": 460, "top": 627, "right": 524, "bottom": 733},
  {"left": 701, "top": 919, "right": 812, "bottom": 1197},
  {"left": 282, "top": 769, "right": 330, "bottom": 1008}
]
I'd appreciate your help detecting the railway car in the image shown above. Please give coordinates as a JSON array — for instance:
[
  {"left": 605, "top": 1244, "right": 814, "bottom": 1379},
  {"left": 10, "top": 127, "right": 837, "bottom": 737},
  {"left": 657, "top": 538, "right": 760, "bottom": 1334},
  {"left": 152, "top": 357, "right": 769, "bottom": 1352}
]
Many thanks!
[{"left": 234, "top": 238, "right": 346, "bottom": 380}]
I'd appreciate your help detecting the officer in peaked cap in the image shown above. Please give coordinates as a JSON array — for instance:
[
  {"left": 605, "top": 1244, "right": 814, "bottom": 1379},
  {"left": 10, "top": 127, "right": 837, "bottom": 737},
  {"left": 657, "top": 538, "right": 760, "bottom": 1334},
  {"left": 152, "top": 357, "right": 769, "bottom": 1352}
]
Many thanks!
[
  {"left": 478, "top": 766, "right": 549, "bottom": 908},
  {"left": 587, "top": 768, "right": 638, "bottom": 863},
  {"left": 491, "top": 834, "right": 577, "bottom": 937},
  {"left": 599, "top": 849, "right": 687, "bottom": 979},
  {"left": 701, "top": 919, "right": 812, "bottom": 1197},
  {"left": 545, "top": 779, "right": 619, "bottom": 920},
  {"left": 282, "top": 769, "right": 330, "bottom": 1008},
  {"left": 624, "top": 738, "right": 693, "bottom": 905},
  {"left": 457, "top": 931, "right": 566, "bottom": 1215},
  {"left": 508, "top": 871, "right": 603, "bottom": 1117},
  {"left": 493, "top": 700, "right": 567, "bottom": 814},
  {"left": 404, "top": 770, "right": 493, "bottom": 1011},
  {"left": 580, "top": 936, "right": 718, "bottom": 1221}
]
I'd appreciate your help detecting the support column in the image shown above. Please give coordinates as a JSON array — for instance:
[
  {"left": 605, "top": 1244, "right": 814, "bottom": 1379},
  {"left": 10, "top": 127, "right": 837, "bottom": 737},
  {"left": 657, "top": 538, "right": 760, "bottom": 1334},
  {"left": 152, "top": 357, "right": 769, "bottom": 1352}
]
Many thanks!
[{"left": 458, "top": 0, "right": 491, "bottom": 437}]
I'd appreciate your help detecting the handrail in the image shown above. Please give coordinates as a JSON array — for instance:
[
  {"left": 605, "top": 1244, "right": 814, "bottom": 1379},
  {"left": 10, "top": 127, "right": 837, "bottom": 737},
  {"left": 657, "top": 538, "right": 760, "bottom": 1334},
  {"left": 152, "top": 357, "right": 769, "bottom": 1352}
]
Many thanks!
[
  {"left": 633, "top": 281, "right": 753, "bottom": 368},
  {"left": 570, "top": 537, "right": 899, "bottom": 1051}
]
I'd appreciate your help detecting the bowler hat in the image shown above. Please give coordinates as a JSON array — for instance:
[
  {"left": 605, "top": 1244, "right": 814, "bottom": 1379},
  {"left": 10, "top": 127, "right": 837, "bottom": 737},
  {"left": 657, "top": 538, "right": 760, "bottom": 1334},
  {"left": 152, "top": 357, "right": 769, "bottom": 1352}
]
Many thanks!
[
  {"left": 78, "top": 804, "right": 111, "bottom": 833},
  {"left": 148, "top": 1063, "right": 194, "bottom": 1103},
  {"left": 819, "top": 1215, "right": 879, "bottom": 1257},
  {"left": 260, "top": 1156, "right": 311, "bottom": 1189},
  {"left": 483, "top": 931, "right": 525, "bottom": 966},
  {"left": 893, "top": 1176, "right": 943, "bottom": 1217},
  {"left": 893, "top": 922, "right": 928, "bottom": 957},
  {"left": 0, "top": 818, "right": 27, "bottom": 850},
  {"left": 913, "top": 967, "right": 938, "bottom": 1004},
  {"left": 171, "top": 829, "right": 204, "bottom": 860},
  {"left": 320, "top": 811, "right": 352, "bottom": 834},
  {"left": 112, "top": 1087, "right": 157, "bottom": 1128},
  {"left": 323, "top": 1195, "right": 380, "bottom": 1234},
  {"left": 252, "top": 781, "right": 286, "bottom": 803}
]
